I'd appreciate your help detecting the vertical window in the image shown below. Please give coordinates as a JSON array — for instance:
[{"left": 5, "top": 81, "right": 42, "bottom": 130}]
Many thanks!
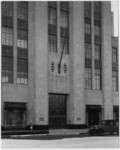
[
  {"left": 2, "top": 46, "right": 13, "bottom": 83},
  {"left": 2, "top": 27, "right": 13, "bottom": 46},
  {"left": 85, "top": 18, "right": 91, "bottom": 34},
  {"left": 94, "top": 69, "right": 101, "bottom": 90},
  {"left": 94, "top": 2, "right": 101, "bottom": 14},
  {"left": 95, "top": 45, "right": 101, "bottom": 60},
  {"left": 60, "top": 2, "right": 69, "bottom": 54},
  {"left": 85, "top": 68, "right": 92, "bottom": 89},
  {"left": 85, "top": 43, "right": 91, "bottom": 59},
  {"left": 94, "top": 20, "right": 101, "bottom": 36},
  {"left": 2, "top": 2, "right": 13, "bottom": 83},
  {"left": 17, "top": 49, "right": 28, "bottom": 84},
  {"left": 48, "top": 7, "right": 57, "bottom": 26},
  {"left": 60, "top": 10, "right": 68, "bottom": 28},
  {"left": 17, "top": 2, "right": 28, "bottom": 84},
  {"left": 48, "top": 2, "right": 57, "bottom": 53},
  {"left": 112, "top": 71, "right": 118, "bottom": 91},
  {"left": 112, "top": 48, "right": 117, "bottom": 63},
  {"left": 48, "top": 34, "right": 57, "bottom": 52},
  {"left": 85, "top": 23, "right": 91, "bottom": 34},
  {"left": 84, "top": 2, "right": 91, "bottom": 17},
  {"left": 60, "top": 36, "right": 69, "bottom": 54},
  {"left": 17, "top": 2, "right": 28, "bottom": 20}
]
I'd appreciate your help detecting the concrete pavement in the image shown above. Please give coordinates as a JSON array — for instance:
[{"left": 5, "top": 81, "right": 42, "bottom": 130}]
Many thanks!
[
  {"left": 2, "top": 128, "right": 89, "bottom": 138},
  {"left": 49, "top": 128, "right": 89, "bottom": 135}
]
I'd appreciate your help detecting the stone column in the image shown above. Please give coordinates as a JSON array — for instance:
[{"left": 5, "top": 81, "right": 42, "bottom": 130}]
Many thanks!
[
  {"left": 13, "top": 2, "right": 17, "bottom": 85},
  {"left": 102, "top": 2, "right": 113, "bottom": 120},
  {"left": 27, "top": 2, "right": 36, "bottom": 125},
  {"left": 34, "top": 2, "right": 48, "bottom": 125},
  {"left": 69, "top": 2, "right": 85, "bottom": 125}
]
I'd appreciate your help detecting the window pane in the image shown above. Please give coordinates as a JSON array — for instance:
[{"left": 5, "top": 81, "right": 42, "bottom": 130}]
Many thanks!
[
  {"left": 85, "top": 2, "right": 91, "bottom": 11},
  {"left": 2, "top": 2, "right": 13, "bottom": 17},
  {"left": 2, "top": 27, "right": 13, "bottom": 46},
  {"left": 17, "top": 58, "right": 28, "bottom": 84},
  {"left": 112, "top": 71, "right": 118, "bottom": 91},
  {"left": 94, "top": 26, "right": 100, "bottom": 36},
  {"left": 85, "top": 23, "right": 91, "bottom": 34},
  {"left": 95, "top": 45, "right": 101, "bottom": 60},
  {"left": 60, "top": 36, "right": 69, "bottom": 54},
  {"left": 94, "top": 2, "right": 101, "bottom": 13},
  {"left": 112, "top": 48, "right": 117, "bottom": 63},
  {"left": 48, "top": 34, "right": 57, "bottom": 52},
  {"left": 84, "top": 2, "right": 91, "bottom": 17},
  {"left": 85, "top": 43, "right": 91, "bottom": 58},
  {"left": 94, "top": 21, "right": 101, "bottom": 36},
  {"left": 17, "top": 2, "right": 28, "bottom": 20},
  {"left": 60, "top": 10, "right": 68, "bottom": 28},
  {"left": 94, "top": 69, "right": 101, "bottom": 90},
  {"left": 48, "top": 7, "right": 57, "bottom": 26},
  {"left": 85, "top": 68, "right": 92, "bottom": 89}
]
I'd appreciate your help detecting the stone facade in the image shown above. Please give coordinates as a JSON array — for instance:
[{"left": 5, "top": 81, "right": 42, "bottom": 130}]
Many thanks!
[{"left": 1, "top": 1, "right": 119, "bottom": 128}]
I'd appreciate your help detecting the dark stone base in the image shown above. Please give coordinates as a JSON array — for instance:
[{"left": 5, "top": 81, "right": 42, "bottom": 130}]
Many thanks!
[
  {"left": 1, "top": 126, "right": 26, "bottom": 131},
  {"left": 25, "top": 125, "right": 49, "bottom": 130},
  {"left": 1, "top": 125, "right": 49, "bottom": 131},
  {"left": 66, "top": 124, "right": 87, "bottom": 129}
]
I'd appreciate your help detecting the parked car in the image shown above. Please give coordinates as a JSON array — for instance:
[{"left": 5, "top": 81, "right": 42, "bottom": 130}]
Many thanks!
[{"left": 88, "top": 120, "right": 119, "bottom": 136}]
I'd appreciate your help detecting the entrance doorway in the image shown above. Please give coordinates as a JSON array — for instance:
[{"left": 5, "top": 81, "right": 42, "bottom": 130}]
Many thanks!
[
  {"left": 4, "top": 102, "right": 26, "bottom": 128},
  {"left": 86, "top": 105, "right": 102, "bottom": 126},
  {"left": 49, "top": 94, "right": 67, "bottom": 129},
  {"left": 113, "top": 106, "right": 119, "bottom": 122}
]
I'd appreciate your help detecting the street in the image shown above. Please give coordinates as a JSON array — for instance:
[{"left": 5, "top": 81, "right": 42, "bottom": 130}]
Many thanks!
[{"left": 1, "top": 135, "right": 119, "bottom": 149}]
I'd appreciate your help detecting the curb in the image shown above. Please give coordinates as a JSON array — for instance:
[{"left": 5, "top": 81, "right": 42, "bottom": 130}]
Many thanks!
[{"left": 7, "top": 132, "right": 88, "bottom": 138}]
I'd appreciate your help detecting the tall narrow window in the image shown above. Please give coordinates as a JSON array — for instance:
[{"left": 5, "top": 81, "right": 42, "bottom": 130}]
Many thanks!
[
  {"left": 60, "top": 36, "right": 69, "bottom": 54},
  {"left": 48, "top": 7, "right": 57, "bottom": 26},
  {"left": 48, "top": 34, "right": 57, "bottom": 52},
  {"left": 84, "top": 2, "right": 91, "bottom": 18},
  {"left": 85, "top": 18, "right": 91, "bottom": 35},
  {"left": 94, "top": 45, "right": 101, "bottom": 60},
  {"left": 112, "top": 48, "right": 117, "bottom": 63},
  {"left": 2, "top": 2, "right": 13, "bottom": 83},
  {"left": 48, "top": 2, "right": 57, "bottom": 53},
  {"left": 60, "top": 2, "right": 69, "bottom": 54},
  {"left": 94, "top": 69, "right": 102, "bottom": 90},
  {"left": 60, "top": 10, "right": 68, "bottom": 28},
  {"left": 85, "top": 68, "right": 92, "bottom": 89},
  {"left": 94, "top": 20, "right": 101, "bottom": 36},
  {"left": 94, "top": 2, "right": 101, "bottom": 14},
  {"left": 85, "top": 43, "right": 91, "bottom": 59},
  {"left": 17, "top": 2, "right": 28, "bottom": 84},
  {"left": 112, "top": 71, "right": 118, "bottom": 91},
  {"left": 85, "top": 23, "right": 91, "bottom": 35}
]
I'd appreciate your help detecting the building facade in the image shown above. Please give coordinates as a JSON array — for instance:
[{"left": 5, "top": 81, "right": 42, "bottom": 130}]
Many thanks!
[{"left": 1, "top": 1, "right": 119, "bottom": 129}]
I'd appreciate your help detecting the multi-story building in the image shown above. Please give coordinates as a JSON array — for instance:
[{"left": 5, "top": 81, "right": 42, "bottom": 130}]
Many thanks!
[{"left": 1, "top": 1, "right": 119, "bottom": 129}]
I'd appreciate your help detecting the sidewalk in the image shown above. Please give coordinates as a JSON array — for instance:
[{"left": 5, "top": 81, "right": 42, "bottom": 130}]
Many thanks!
[
  {"left": 2, "top": 128, "right": 89, "bottom": 138},
  {"left": 49, "top": 129, "right": 89, "bottom": 136}
]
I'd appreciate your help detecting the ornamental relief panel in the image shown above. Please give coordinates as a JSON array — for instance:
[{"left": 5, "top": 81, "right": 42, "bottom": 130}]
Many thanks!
[{"left": 49, "top": 60, "right": 69, "bottom": 93}]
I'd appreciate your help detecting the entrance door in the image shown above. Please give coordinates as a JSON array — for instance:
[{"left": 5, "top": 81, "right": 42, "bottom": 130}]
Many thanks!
[
  {"left": 87, "top": 109, "right": 100, "bottom": 125},
  {"left": 49, "top": 94, "right": 66, "bottom": 129},
  {"left": 86, "top": 105, "right": 102, "bottom": 126},
  {"left": 4, "top": 102, "right": 26, "bottom": 128}
]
